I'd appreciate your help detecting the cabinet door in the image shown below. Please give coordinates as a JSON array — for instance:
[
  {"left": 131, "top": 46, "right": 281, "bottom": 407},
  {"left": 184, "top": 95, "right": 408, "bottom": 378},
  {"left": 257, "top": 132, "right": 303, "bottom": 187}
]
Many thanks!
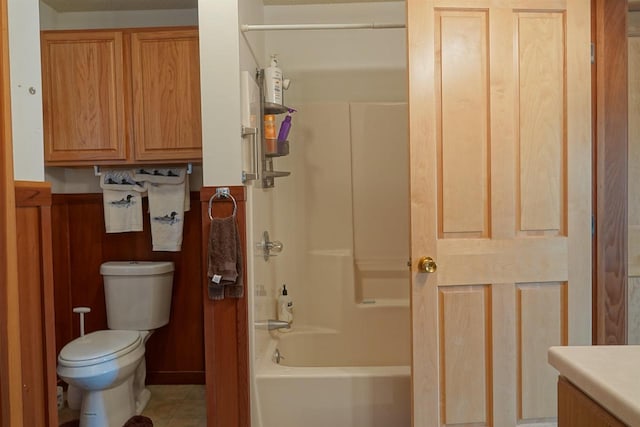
[
  {"left": 41, "top": 31, "right": 126, "bottom": 164},
  {"left": 130, "top": 29, "right": 202, "bottom": 161}
]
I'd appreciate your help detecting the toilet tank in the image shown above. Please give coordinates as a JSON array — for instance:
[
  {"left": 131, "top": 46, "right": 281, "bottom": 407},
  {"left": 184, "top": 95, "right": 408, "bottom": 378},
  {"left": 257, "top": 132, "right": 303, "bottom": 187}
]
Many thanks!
[{"left": 100, "top": 261, "right": 174, "bottom": 330}]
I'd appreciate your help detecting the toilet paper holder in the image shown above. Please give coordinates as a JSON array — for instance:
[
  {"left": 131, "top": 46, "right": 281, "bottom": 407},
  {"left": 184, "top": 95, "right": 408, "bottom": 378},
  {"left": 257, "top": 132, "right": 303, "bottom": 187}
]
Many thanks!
[{"left": 73, "top": 306, "right": 91, "bottom": 336}]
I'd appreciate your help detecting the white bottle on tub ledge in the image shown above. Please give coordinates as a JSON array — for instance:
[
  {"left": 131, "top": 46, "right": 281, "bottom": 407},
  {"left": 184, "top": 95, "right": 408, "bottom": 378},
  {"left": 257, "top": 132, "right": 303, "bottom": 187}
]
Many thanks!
[{"left": 277, "top": 284, "right": 293, "bottom": 331}]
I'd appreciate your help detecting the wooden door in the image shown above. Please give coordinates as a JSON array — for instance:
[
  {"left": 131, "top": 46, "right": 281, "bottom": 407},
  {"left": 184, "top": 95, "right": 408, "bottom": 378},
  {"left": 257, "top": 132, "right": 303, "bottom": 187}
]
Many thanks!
[
  {"left": 41, "top": 31, "right": 126, "bottom": 164},
  {"left": 408, "top": 1, "right": 592, "bottom": 426},
  {"left": 130, "top": 29, "right": 202, "bottom": 162}
]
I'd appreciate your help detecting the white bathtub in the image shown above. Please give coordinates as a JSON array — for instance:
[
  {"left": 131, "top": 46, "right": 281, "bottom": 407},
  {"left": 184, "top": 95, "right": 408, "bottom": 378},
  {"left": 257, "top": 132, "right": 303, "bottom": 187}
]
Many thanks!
[{"left": 255, "top": 328, "right": 411, "bottom": 427}]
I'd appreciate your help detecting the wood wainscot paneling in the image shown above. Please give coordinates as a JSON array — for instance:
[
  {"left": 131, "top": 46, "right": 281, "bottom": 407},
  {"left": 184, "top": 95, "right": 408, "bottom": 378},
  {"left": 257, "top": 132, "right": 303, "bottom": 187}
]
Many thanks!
[
  {"left": 200, "top": 186, "right": 249, "bottom": 427},
  {"left": 51, "top": 192, "right": 205, "bottom": 384},
  {"left": 15, "top": 182, "right": 58, "bottom": 427}
]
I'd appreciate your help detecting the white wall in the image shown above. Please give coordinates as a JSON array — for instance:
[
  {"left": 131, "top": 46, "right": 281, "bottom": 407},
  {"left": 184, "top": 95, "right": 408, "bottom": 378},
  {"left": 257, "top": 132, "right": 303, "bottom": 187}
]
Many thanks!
[
  {"left": 39, "top": 5, "right": 197, "bottom": 29},
  {"left": 264, "top": 2, "right": 406, "bottom": 104},
  {"left": 235, "top": 2, "right": 265, "bottom": 425},
  {"left": 260, "top": 0, "right": 407, "bottom": 309},
  {"left": 264, "top": 2, "right": 405, "bottom": 71},
  {"left": 9, "top": 0, "right": 44, "bottom": 181},
  {"left": 239, "top": 0, "right": 264, "bottom": 74},
  {"left": 198, "top": 2, "right": 241, "bottom": 186}
]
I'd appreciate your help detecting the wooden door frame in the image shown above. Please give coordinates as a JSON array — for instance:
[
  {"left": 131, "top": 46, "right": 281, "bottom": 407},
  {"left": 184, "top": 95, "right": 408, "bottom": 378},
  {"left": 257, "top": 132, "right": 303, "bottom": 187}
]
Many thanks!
[
  {"left": 592, "top": 0, "right": 629, "bottom": 345},
  {"left": 0, "top": 0, "right": 24, "bottom": 424}
]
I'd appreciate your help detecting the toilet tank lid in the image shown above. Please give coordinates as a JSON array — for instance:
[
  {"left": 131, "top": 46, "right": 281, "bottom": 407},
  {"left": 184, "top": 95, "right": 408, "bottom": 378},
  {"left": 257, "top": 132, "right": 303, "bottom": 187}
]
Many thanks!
[{"left": 100, "top": 261, "right": 174, "bottom": 276}]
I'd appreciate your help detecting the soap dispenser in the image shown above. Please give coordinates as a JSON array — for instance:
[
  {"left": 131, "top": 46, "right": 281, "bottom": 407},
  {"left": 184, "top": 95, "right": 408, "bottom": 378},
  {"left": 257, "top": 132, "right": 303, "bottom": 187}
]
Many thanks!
[{"left": 277, "top": 284, "right": 293, "bottom": 328}]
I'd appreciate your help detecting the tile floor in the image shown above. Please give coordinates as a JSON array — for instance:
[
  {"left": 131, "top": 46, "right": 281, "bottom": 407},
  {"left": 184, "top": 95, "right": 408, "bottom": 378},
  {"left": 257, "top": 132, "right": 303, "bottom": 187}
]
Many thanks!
[{"left": 58, "top": 384, "right": 206, "bottom": 427}]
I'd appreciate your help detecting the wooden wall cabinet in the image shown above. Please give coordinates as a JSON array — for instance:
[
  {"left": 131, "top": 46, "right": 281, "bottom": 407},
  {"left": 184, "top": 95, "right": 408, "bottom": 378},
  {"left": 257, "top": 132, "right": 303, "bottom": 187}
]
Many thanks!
[{"left": 41, "top": 27, "right": 202, "bottom": 166}]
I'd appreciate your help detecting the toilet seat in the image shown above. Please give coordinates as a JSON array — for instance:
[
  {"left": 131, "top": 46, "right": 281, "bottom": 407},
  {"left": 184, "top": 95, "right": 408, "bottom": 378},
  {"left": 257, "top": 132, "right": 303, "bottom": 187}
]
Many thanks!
[{"left": 59, "top": 330, "right": 142, "bottom": 368}]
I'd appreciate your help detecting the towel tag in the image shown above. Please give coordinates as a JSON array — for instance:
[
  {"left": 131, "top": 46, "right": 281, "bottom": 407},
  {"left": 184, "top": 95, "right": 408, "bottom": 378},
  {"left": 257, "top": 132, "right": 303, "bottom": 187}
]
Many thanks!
[{"left": 211, "top": 274, "right": 222, "bottom": 284}]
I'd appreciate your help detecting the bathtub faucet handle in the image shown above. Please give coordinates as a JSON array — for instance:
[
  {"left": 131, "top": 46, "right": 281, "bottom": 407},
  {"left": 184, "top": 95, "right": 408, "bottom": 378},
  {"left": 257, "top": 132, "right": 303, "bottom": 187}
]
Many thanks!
[{"left": 258, "top": 231, "right": 284, "bottom": 260}]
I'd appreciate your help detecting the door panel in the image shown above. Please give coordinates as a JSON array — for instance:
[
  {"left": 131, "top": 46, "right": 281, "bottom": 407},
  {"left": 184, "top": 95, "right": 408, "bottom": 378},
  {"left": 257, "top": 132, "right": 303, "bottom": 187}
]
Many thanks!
[
  {"left": 437, "top": 10, "right": 490, "bottom": 238},
  {"left": 518, "top": 282, "right": 566, "bottom": 419},
  {"left": 41, "top": 31, "right": 126, "bottom": 163},
  {"left": 408, "top": 1, "right": 591, "bottom": 426},
  {"left": 517, "top": 13, "right": 565, "bottom": 235},
  {"left": 131, "top": 30, "right": 202, "bottom": 161},
  {"left": 441, "top": 286, "right": 490, "bottom": 424}
]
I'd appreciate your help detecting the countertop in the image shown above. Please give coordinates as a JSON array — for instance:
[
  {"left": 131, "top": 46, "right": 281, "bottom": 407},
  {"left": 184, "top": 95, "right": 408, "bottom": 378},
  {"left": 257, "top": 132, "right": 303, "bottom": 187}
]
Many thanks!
[{"left": 548, "top": 345, "right": 640, "bottom": 426}]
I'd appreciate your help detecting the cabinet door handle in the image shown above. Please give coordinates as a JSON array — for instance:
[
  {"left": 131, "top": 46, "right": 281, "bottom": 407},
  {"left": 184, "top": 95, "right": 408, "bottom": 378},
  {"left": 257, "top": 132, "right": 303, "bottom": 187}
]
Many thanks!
[{"left": 242, "top": 126, "right": 259, "bottom": 182}]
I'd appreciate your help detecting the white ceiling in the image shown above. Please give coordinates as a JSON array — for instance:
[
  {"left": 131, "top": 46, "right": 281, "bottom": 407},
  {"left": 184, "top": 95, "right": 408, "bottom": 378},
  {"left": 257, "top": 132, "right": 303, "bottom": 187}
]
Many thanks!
[{"left": 40, "top": 0, "right": 395, "bottom": 12}]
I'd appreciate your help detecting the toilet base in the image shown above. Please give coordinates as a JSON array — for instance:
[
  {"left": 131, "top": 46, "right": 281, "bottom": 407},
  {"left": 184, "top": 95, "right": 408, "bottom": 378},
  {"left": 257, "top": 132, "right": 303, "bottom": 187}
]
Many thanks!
[
  {"left": 79, "top": 376, "right": 135, "bottom": 427},
  {"left": 136, "top": 388, "right": 151, "bottom": 415}
]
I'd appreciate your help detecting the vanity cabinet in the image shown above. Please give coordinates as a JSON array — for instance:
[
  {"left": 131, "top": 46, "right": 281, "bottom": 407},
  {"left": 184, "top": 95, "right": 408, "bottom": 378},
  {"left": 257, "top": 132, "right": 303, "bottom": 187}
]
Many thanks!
[
  {"left": 549, "top": 346, "right": 640, "bottom": 427},
  {"left": 41, "top": 27, "right": 202, "bottom": 165},
  {"left": 558, "top": 376, "right": 626, "bottom": 427}
]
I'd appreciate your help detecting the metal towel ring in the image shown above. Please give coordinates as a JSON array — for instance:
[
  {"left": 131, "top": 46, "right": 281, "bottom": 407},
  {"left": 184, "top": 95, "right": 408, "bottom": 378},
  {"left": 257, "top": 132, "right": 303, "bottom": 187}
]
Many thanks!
[{"left": 208, "top": 187, "right": 237, "bottom": 220}]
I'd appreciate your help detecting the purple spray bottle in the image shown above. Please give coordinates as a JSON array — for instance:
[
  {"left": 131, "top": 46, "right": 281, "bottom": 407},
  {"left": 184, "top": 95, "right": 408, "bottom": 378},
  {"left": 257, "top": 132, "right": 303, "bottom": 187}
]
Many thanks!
[{"left": 277, "top": 108, "right": 296, "bottom": 142}]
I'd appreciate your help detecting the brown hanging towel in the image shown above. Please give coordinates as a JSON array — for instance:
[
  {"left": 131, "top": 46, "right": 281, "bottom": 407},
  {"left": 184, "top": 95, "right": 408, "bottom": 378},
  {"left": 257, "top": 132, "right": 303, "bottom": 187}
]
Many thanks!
[{"left": 207, "top": 215, "right": 243, "bottom": 300}]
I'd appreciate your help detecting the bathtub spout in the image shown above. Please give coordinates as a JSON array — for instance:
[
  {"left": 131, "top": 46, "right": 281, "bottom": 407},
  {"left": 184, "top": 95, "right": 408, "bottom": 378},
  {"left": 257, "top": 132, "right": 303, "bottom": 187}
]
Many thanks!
[{"left": 255, "top": 319, "right": 291, "bottom": 331}]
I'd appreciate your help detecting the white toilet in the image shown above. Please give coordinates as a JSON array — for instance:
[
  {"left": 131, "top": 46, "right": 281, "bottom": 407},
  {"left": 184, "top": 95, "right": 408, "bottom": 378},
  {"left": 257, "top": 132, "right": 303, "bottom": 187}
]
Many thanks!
[{"left": 57, "top": 261, "right": 174, "bottom": 427}]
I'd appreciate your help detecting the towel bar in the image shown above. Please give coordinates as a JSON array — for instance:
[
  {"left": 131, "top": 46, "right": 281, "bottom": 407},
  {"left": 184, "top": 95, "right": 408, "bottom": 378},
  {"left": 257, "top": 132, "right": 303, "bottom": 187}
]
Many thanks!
[
  {"left": 208, "top": 187, "right": 238, "bottom": 220},
  {"left": 94, "top": 163, "right": 193, "bottom": 176}
]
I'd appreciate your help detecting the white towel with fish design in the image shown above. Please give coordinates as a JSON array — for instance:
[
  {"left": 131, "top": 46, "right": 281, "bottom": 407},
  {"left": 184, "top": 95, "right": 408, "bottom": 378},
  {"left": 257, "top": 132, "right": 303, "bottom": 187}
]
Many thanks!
[
  {"left": 145, "top": 168, "right": 189, "bottom": 251},
  {"left": 100, "top": 169, "right": 145, "bottom": 233}
]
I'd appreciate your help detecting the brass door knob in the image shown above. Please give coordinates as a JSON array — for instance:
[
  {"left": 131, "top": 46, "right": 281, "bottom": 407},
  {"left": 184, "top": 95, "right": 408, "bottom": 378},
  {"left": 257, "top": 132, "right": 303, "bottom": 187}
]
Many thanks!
[{"left": 417, "top": 256, "right": 437, "bottom": 273}]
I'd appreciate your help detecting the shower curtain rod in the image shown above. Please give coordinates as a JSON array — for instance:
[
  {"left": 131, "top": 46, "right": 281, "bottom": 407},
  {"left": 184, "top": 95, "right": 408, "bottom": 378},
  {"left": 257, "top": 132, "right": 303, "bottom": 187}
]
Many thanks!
[{"left": 240, "top": 22, "right": 405, "bottom": 32}]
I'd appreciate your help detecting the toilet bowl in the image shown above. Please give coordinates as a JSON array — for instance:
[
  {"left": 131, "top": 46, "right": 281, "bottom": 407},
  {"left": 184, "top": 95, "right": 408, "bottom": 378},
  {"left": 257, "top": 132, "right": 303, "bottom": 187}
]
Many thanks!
[
  {"left": 57, "top": 261, "right": 174, "bottom": 427},
  {"left": 58, "top": 330, "right": 149, "bottom": 427}
]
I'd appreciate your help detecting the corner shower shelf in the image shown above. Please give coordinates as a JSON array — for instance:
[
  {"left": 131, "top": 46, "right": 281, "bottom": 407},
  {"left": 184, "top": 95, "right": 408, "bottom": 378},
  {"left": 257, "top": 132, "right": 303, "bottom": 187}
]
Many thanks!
[
  {"left": 265, "top": 140, "right": 290, "bottom": 157},
  {"left": 263, "top": 170, "right": 291, "bottom": 178},
  {"left": 242, "top": 68, "right": 294, "bottom": 188},
  {"left": 264, "top": 102, "right": 290, "bottom": 115}
]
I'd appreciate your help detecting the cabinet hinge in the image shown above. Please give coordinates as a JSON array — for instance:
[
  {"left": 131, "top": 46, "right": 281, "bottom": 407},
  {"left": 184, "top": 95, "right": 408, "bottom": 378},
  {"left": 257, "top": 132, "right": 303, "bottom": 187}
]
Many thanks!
[{"left": 591, "top": 42, "right": 595, "bottom": 64}]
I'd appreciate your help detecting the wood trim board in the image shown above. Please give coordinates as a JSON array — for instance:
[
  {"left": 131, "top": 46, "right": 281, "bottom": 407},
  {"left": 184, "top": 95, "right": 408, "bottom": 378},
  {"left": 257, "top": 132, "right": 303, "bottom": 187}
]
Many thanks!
[
  {"left": 200, "top": 186, "right": 249, "bottom": 427},
  {"left": 593, "top": 0, "right": 629, "bottom": 345},
  {"left": 15, "top": 182, "right": 58, "bottom": 427},
  {"left": 0, "top": 0, "right": 24, "bottom": 423}
]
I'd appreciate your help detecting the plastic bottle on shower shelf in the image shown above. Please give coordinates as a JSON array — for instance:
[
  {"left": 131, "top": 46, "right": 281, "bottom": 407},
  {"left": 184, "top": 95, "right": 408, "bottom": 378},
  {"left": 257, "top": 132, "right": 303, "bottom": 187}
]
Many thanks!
[
  {"left": 277, "top": 284, "right": 293, "bottom": 331},
  {"left": 277, "top": 108, "right": 296, "bottom": 142},
  {"left": 264, "top": 114, "right": 277, "bottom": 154},
  {"left": 264, "top": 54, "right": 283, "bottom": 106}
]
